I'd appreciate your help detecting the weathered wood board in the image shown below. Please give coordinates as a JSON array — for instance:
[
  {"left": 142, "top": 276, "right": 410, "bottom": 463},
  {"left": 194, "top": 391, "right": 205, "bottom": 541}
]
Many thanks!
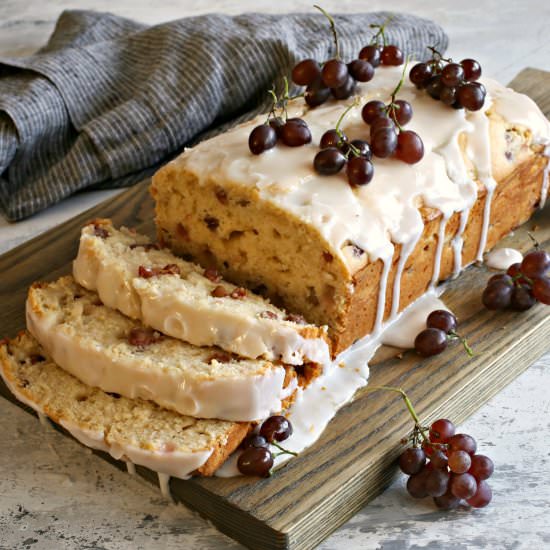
[{"left": 0, "top": 68, "right": 549, "bottom": 550}]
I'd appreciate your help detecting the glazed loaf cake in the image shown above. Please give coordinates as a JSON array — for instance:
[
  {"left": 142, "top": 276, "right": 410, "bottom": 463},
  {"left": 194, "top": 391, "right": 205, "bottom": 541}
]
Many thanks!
[
  {"left": 26, "top": 276, "right": 318, "bottom": 422},
  {"left": 73, "top": 219, "right": 330, "bottom": 366},
  {"left": 0, "top": 332, "right": 249, "bottom": 478},
  {"left": 152, "top": 66, "right": 550, "bottom": 353}
]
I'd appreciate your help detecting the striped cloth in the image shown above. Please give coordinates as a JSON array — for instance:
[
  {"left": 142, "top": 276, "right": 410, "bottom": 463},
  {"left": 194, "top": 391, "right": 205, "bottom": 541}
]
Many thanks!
[{"left": 0, "top": 9, "right": 447, "bottom": 221}]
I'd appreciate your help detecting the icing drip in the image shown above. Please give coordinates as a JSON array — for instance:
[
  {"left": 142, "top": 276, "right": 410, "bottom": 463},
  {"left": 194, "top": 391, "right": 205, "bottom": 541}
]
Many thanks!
[
  {"left": 158, "top": 472, "right": 172, "bottom": 501},
  {"left": 126, "top": 462, "right": 136, "bottom": 475},
  {"left": 374, "top": 254, "right": 392, "bottom": 334},
  {"left": 430, "top": 215, "right": 450, "bottom": 287},
  {"left": 541, "top": 144, "right": 550, "bottom": 208},
  {"left": 38, "top": 412, "right": 50, "bottom": 428},
  {"left": 485, "top": 247, "right": 523, "bottom": 270},
  {"left": 451, "top": 208, "right": 471, "bottom": 277}
]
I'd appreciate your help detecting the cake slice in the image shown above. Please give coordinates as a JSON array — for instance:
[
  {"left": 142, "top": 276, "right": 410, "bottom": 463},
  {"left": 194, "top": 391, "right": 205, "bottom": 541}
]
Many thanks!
[
  {"left": 26, "top": 276, "right": 319, "bottom": 422},
  {"left": 73, "top": 219, "right": 330, "bottom": 366},
  {"left": 0, "top": 331, "right": 249, "bottom": 477}
]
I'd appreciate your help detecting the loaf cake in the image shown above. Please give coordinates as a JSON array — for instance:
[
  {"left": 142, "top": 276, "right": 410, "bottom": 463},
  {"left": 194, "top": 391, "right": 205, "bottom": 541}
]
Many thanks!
[
  {"left": 0, "top": 332, "right": 249, "bottom": 477},
  {"left": 73, "top": 219, "right": 330, "bottom": 366},
  {"left": 152, "top": 66, "right": 550, "bottom": 354},
  {"left": 26, "top": 276, "right": 321, "bottom": 422}
]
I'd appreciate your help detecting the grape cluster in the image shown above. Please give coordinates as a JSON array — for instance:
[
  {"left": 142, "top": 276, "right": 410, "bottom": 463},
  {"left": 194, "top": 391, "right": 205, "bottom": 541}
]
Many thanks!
[
  {"left": 482, "top": 248, "right": 550, "bottom": 310},
  {"left": 400, "top": 418, "right": 494, "bottom": 509},
  {"left": 237, "top": 415, "right": 294, "bottom": 477},
  {"left": 249, "top": 87, "right": 312, "bottom": 156},
  {"left": 414, "top": 309, "right": 473, "bottom": 357},
  {"left": 291, "top": 12, "right": 403, "bottom": 109},
  {"left": 361, "top": 95, "right": 423, "bottom": 164},
  {"left": 313, "top": 102, "right": 374, "bottom": 186},
  {"left": 410, "top": 50, "right": 486, "bottom": 111}
]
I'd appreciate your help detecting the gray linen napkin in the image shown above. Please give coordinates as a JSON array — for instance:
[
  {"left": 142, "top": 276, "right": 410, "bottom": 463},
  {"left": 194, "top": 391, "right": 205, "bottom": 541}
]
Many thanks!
[{"left": 0, "top": 9, "right": 447, "bottom": 221}]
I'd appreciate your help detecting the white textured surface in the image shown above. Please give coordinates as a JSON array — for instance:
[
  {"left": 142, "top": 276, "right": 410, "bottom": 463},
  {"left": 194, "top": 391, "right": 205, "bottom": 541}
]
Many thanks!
[{"left": 1, "top": 1, "right": 550, "bottom": 549}]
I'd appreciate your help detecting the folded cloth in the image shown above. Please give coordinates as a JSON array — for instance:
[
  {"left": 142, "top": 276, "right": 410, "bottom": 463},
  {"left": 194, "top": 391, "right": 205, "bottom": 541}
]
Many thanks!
[{"left": 0, "top": 9, "right": 447, "bottom": 221}]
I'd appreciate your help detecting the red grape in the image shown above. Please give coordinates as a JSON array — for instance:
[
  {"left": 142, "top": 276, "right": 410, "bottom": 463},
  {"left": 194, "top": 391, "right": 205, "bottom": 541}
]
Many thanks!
[
  {"left": 391, "top": 99, "right": 413, "bottom": 125},
  {"left": 450, "top": 472, "right": 477, "bottom": 499},
  {"left": 237, "top": 447, "right": 274, "bottom": 477},
  {"left": 359, "top": 44, "right": 381, "bottom": 67},
  {"left": 314, "top": 147, "right": 346, "bottom": 175},
  {"left": 242, "top": 434, "right": 269, "bottom": 450},
  {"left": 260, "top": 415, "right": 293, "bottom": 442},
  {"left": 429, "top": 418, "right": 456, "bottom": 443},
  {"left": 448, "top": 450, "right": 472, "bottom": 474},
  {"left": 269, "top": 116, "right": 285, "bottom": 137},
  {"left": 320, "top": 129, "right": 345, "bottom": 149},
  {"left": 347, "top": 156, "right": 374, "bottom": 186},
  {"left": 414, "top": 328, "right": 448, "bottom": 357},
  {"left": 305, "top": 80, "right": 331, "bottom": 108},
  {"left": 381, "top": 45, "right": 404, "bottom": 66},
  {"left": 427, "top": 310, "right": 457, "bottom": 334},
  {"left": 460, "top": 58, "right": 482, "bottom": 81},
  {"left": 466, "top": 480, "right": 492, "bottom": 508},
  {"left": 426, "top": 75, "right": 443, "bottom": 100},
  {"left": 482, "top": 281, "right": 513, "bottom": 309},
  {"left": 409, "top": 62, "right": 433, "bottom": 88},
  {"left": 430, "top": 450, "right": 449, "bottom": 470},
  {"left": 440, "top": 86, "right": 458, "bottom": 106},
  {"left": 399, "top": 447, "right": 426, "bottom": 475},
  {"left": 488, "top": 273, "right": 513, "bottom": 286},
  {"left": 370, "top": 115, "right": 396, "bottom": 135},
  {"left": 371, "top": 127, "right": 398, "bottom": 158},
  {"left": 280, "top": 120, "right": 312, "bottom": 147},
  {"left": 434, "top": 488, "right": 462, "bottom": 510},
  {"left": 322, "top": 59, "right": 348, "bottom": 88},
  {"left": 362, "top": 100, "right": 386, "bottom": 125},
  {"left": 249, "top": 124, "right": 277, "bottom": 155},
  {"left": 510, "top": 286, "right": 536, "bottom": 311},
  {"left": 458, "top": 82, "right": 486, "bottom": 111},
  {"left": 441, "top": 63, "right": 465, "bottom": 87},
  {"left": 346, "top": 139, "right": 371, "bottom": 159},
  {"left": 348, "top": 59, "right": 374, "bottom": 82},
  {"left": 292, "top": 59, "right": 321, "bottom": 86},
  {"left": 395, "top": 130, "right": 424, "bottom": 164},
  {"left": 331, "top": 75, "right": 357, "bottom": 100},
  {"left": 521, "top": 250, "right": 550, "bottom": 278},
  {"left": 448, "top": 433, "right": 477, "bottom": 455},
  {"left": 532, "top": 276, "right": 550, "bottom": 304},
  {"left": 469, "top": 454, "right": 494, "bottom": 480},
  {"left": 407, "top": 469, "right": 429, "bottom": 498},
  {"left": 425, "top": 468, "right": 450, "bottom": 497}
]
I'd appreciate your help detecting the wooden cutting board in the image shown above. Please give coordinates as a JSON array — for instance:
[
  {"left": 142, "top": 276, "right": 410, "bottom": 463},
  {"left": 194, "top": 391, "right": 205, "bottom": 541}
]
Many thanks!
[{"left": 1, "top": 68, "right": 549, "bottom": 550}]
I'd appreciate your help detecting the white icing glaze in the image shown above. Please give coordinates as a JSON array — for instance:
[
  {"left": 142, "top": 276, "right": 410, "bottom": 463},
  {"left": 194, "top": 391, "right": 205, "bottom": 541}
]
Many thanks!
[
  {"left": 216, "top": 287, "right": 454, "bottom": 477},
  {"left": 38, "top": 412, "right": 50, "bottom": 428},
  {"left": 73, "top": 227, "right": 331, "bottom": 368},
  {"left": 451, "top": 208, "right": 471, "bottom": 277},
  {"left": 126, "top": 461, "right": 136, "bottom": 475},
  {"left": 381, "top": 289, "right": 449, "bottom": 349},
  {"left": 430, "top": 215, "right": 449, "bottom": 287},
  {"left": 542, "top": 144, "right": 550, "bottom": 208},
  {"left": 26, "top": 300, "right": 289, "bottom": 422},
  {"left": 157, "top": 473, "right": 172, "bottom": 501},
  {"left": 485, "top": 247, "right": 523, "bottom": 270}
]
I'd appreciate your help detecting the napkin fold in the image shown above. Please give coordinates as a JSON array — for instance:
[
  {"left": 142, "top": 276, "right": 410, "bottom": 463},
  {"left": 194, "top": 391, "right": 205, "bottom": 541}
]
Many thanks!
[{"left": 0, "top": 9, "right": 447, "bottom": 220}]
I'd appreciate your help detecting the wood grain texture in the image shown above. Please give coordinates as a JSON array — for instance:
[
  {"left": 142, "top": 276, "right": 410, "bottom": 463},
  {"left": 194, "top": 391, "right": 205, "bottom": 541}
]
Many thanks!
[{"left": 0, "top": 69, "right": 549, "bottom": 550}]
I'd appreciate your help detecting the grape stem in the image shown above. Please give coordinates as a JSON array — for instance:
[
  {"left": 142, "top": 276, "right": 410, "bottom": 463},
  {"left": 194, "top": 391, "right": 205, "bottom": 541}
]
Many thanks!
[
  {"left": 334, "top": 98, "right": 362, "bottom": 156},
  {"left": 527, "top": 231, "right": 541, "bottom": 249},
  {"left": 265, "top": 77, "right": 304, "bottom": 123},
  {"left": 448, "top": 331, "right": 475, "bottom": 357},
  {"left": 271, "top": 441, "right": 298, "bottom": 457},
  {"left": 314, "top": 5, "right": 340, "bottom": 59},
  {"left": 365, "top": 386, "right": 430, "bottom": 444},
  {"left": 384, "top": 56, "right": 411, "bottom": 132},
  {"left": 369, "top": 15, "right": 394, "bottom": 47}
]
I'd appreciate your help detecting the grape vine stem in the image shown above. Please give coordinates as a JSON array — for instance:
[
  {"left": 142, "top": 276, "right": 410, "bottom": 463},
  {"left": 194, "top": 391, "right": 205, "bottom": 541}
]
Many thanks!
[
  {"left": 314, "top": 5, "right": 340, "bottom": 59},
  {"left": 365, "top": 386, "right": 430, "bottom": 444}
]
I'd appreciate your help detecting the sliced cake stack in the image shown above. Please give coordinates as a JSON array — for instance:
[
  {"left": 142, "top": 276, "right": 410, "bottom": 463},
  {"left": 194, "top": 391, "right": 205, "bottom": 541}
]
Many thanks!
[{"left": 0, "top": 219, "right": 331, "bottom": 478}]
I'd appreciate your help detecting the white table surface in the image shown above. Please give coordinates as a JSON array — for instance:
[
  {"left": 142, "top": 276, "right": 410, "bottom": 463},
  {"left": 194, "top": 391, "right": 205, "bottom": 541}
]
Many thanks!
[{"left": 1, "top": 1, "right": 549, "bottom": 549}]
